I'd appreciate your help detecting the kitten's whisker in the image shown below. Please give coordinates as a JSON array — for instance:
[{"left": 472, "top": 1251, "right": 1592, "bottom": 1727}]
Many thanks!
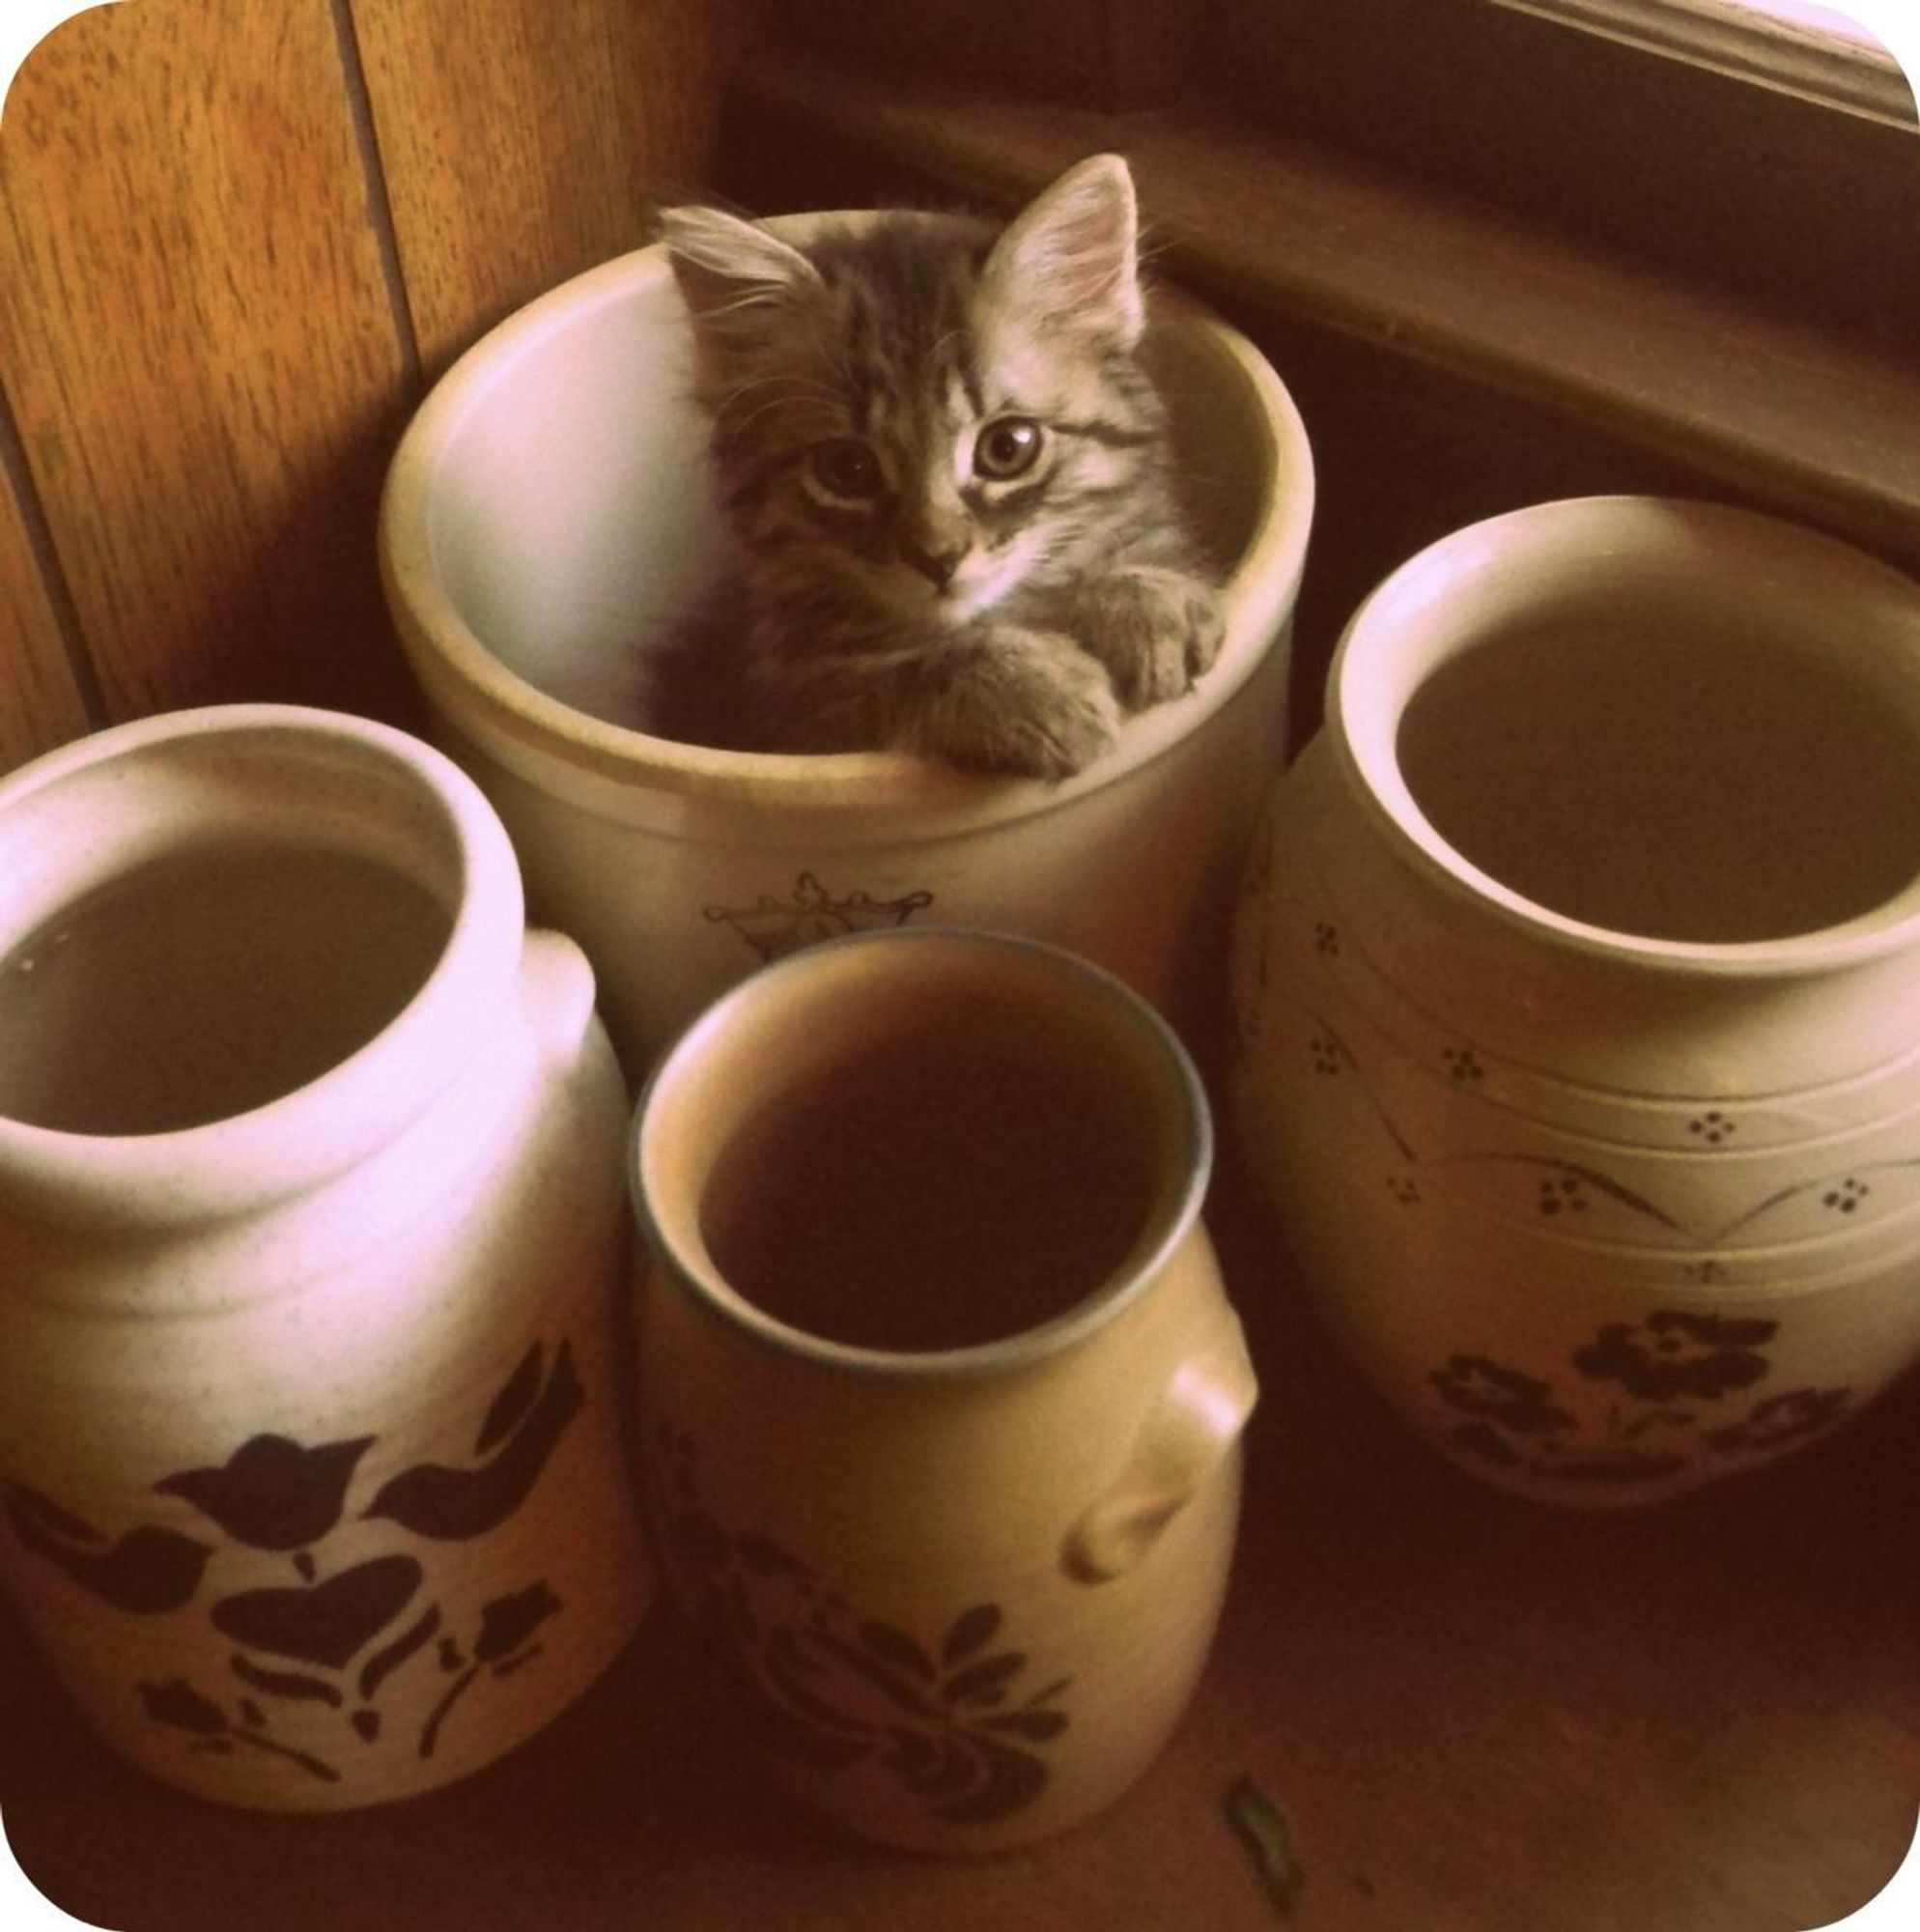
[
  {"left": 723, "top": 394, "right": 843, "bottom": 438},
  {"left": 715, "top": 375, "right": 843, "bottom": 414}
]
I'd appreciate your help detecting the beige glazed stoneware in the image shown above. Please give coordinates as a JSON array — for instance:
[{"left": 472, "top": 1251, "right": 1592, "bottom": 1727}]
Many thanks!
[
  {"left": 1233, "top": 497, "right": 1920, "bottom": 1506},
  {"left": 0, "top": 706, "right": 650, "bottom": 1807},
  {"left": 632, "top": 928, "right": 1256, "bottom": 1851},
  {"left": 379, "top": 218, "right": 1314, "bottom": 1081}
]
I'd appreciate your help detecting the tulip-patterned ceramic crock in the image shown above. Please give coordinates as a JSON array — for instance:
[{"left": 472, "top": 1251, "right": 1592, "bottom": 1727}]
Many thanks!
[{"left": 0, "top": 705, "right": 650, "bottom": 1805}]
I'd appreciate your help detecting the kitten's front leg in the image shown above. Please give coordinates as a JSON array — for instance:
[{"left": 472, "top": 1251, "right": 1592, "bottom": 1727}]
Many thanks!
[
  {"left": 1072, "top": 565, "right": 1226, "bottom": 714},
  {"left": 908, "top": 625, "right": 1121, "bottom": 781}
]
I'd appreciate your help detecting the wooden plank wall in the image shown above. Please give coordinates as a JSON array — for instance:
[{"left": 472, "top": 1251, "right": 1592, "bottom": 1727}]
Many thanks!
[{"left": 0, "top": 0, "right": 730, "bottom": 774}]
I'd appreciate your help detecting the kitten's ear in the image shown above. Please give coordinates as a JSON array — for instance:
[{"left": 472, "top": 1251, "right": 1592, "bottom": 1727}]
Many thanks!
[
  {"left": 659, "top": 204, "right": 823, "bottom": 348},
  {"left": 981, "top": 154, "right": 1144, "bottom": 349}
]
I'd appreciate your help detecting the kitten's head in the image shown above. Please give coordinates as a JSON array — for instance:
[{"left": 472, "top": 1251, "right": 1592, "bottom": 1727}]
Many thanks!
[{"left": 661, "top": 156, "right": 1165, "bottom": 626}]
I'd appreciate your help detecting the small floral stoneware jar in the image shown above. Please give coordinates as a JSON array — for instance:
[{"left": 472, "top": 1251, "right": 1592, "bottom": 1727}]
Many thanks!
[
  {"left": 0, "top": 705, "right": 650, "bottom": 1806},
  {"left": 632, "top": 928, "right": 1256, "bottom": 1851},
  {"left": 1233, "top": 497, "right": 1920, "bottom": 1506}
]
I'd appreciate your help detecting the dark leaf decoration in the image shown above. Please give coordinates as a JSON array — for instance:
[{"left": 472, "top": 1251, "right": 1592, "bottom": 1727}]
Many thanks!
[
  {"left": 416, "top": 1577, "right": 567, "bottom": 1760},
  {"left": 3, "top": 1479, "right": 104, "bottom": 1545},
  {"left": 1429, "top": 1356, "right": 1574, "bottom": 1435},
  {"left": 860, "top": 1621, "right": 937, "bottom": 1682},
  {"left": 1707, "top": 1386, "right": 1851, "bottom": 1454},
  {"left": 228, "top": 1655, "right": 342, "bottom": 1707},
  {"left": 767, "top": 1629, "right": 879, "bottom": 1739},
  {"left": 896, "top": 1731, "right": 982, "bottom": 1804},
  {"left": 982, "top": 1708, "right": 1069, "bottom": 1743},
  {"left": 1572, "top": 1315, "right": 1770, "bottom": 1403},
  {"left": 882, "top": 1727, "right": 941, "bottom": 1782},
  {"left": 1661, "top": 1312, "right": 1777, "bottom": 1350},
  {"left": 474, "top": 1345, "right": 545, "bottom": 1455},
  {"left": 364, "top": 1342, "right": 582, "bottom": 1541},
  {"left": 941, "top": 1604, "right": 1002, "bottom": 1668},
  {"left": 946, "top": 1651, "right": 1027, "bottom": 1708},
  {"left": 744, "top": 1674, "right": 873, "bottom": 1769},
  {"left": 139, "top": 1681, "right": 345, "bottom": 1789},
  {"left": 473, "top": 1581, "right": 561, "bottom": 1664},
  {"left": 141, "top": 1678, "right": 228, "bottom": 1737},
  {"left": 6, "top": 1484, "right": 212, "bottom": 1615},
  {"left": 648, "top": 1427, "right": 1069, "bottom": 1830},
  {"left": 359, "top": 1605, "right": 442, "bottom": 1700},
  {"left": 932, "top": 1733, "right": 1051, "bottom": 1826},
  {"left": 815, "top": 1629, "right": 943, "bottom": 1720}
]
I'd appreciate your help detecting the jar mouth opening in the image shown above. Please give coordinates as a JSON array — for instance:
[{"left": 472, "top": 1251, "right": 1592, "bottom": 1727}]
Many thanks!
[
  {"left": 631, "top": 927, "right": 1212, "bottom": 1379},
  {"left": 0, "top": 707, "right": 522, "bottom": 1226},
  {"left": 1329, "top": 497, "right": 1920, "bottom": 975}
]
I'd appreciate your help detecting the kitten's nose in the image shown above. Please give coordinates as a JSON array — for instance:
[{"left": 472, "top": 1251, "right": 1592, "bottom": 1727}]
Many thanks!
[{"left": 901, "top": 538, "right": 970, "bottom": 590}]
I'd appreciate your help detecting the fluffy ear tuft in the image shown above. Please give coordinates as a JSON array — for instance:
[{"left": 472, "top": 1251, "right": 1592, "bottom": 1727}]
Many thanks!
[
  {"left": 658, "top": 204, "right": 824, "bottom": 350},
  {"left": 981, "top": 154, "right": 1144, "bottom": 348}
]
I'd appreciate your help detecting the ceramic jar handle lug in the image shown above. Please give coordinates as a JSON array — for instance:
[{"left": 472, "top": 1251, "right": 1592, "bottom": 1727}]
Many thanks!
[
  {"left": 1061, "top": 1313, "right": 1258, "bottom": 1584},
  {"left": 517, "top": 928, "right": 599, "bottom": 1062}
]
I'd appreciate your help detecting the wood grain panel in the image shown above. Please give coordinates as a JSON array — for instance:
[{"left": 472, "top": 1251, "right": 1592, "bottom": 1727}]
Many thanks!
[
  {"left": 0, "top": 449, "right": 90, "bottom": 772},
  {"left": 0, "top": 0, "right": 415, "bottom": 724},
  {"left": 776, "top": 0, "right": 1196, "bottom": 111},
  {"left": 352, "top": 0, "right": 730, "bottom": 378}
]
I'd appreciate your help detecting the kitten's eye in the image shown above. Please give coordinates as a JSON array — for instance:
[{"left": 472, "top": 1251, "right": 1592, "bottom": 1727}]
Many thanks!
[
  {"left": 806, "top": 439, "right": 885, "bottom": 503},
  {"left": 974, "top": 417, "right": 1044, "bottom": 481}
]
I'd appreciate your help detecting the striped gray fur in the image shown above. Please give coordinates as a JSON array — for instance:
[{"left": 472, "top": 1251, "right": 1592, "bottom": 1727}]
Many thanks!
[{"left": 652, "top": 155, "right": 1225, "bottom": 781}]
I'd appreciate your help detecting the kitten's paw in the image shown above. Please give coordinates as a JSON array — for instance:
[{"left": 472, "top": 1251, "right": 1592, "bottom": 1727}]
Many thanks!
[
  {"left": 918, "top": 631, "right": 1120, "bottom": 781},
  {"left": 1078, "top": 567, "right": 1227, "bottom": 713},
  {"left": 1007, "top": 652, "right": 1122, "bottom": 781}
]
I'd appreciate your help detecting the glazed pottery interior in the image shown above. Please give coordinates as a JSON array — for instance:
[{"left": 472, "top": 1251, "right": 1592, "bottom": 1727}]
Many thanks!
[
  {"left": 1397, "top": 614, "right": 1920, "bottom": 945},
  {"left": 639, "top": 930, "right": 1207, "bottom": 1360},
  {"left": 695, "top": 1015, "right": 1156, "bottom": 1353},
  {"left": 0, "top": 843, "right": 447, "bottom": 1136},
  {"left": 0, "top": 722, "right": 462, "bottom": 1138},
  {"left": 1352, "top": 503, "right": 1920, "bottom": 948}
]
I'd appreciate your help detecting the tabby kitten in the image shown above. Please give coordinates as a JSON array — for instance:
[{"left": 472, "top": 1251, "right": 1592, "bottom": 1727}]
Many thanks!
[{"left": 652, "top": 154, "right": 1225, "bottom": 781}]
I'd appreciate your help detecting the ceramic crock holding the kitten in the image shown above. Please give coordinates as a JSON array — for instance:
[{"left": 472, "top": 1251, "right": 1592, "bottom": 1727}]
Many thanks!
[
  {"left": 381, "top": 156, "right": 1313, "bottom": 1077},
  {"left": 0, "top": 705, "right": 650, "bottom": 1806},
  {"left": 1232, "top": 497, "right": 1920, "bottom": 1506}
]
